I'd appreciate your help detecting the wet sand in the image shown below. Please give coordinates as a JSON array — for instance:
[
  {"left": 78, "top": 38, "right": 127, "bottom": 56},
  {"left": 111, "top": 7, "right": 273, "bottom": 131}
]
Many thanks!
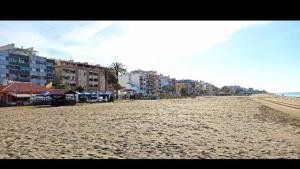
[{"left": 0, "top": 96, "right": 299, "bottom": 159}]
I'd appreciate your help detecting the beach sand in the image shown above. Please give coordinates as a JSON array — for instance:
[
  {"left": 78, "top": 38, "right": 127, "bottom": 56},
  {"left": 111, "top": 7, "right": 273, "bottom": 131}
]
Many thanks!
[{"left": 0, "top": 96, "right": 299, "bottom": 159}]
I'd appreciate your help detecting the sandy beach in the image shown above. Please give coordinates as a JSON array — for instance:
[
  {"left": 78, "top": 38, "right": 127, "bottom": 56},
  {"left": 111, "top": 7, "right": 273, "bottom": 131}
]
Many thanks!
[{"left": 0, "top": 96, "right": 299, "bottom": 159}]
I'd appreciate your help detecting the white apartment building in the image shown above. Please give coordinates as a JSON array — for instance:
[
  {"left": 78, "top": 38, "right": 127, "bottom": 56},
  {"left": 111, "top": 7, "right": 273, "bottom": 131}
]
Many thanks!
[{"left": 119, "top": 70, "right": 147, "bottom": 95}]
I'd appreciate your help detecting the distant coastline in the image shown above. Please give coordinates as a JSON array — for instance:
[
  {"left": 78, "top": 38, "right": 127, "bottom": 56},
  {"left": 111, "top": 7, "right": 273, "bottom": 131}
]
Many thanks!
[{"left": 275, "top": 92, "right": 300, "bottom": 97}]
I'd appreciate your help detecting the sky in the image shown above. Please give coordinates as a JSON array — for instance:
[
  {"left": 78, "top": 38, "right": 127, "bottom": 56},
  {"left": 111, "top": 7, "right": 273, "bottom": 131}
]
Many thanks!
[{"left": 0, "top": 21, "right": 299, "bottom": 93}]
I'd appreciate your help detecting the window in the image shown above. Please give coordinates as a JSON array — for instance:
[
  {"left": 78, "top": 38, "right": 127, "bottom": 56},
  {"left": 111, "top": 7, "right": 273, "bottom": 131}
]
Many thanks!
[
  {"left": 36, "top": 68, "right": 40, "bottom": 72},
  {"left": 0, "top": 56, "right": 6, "bottom": 60},
  {"left": 20, "top": 74, "right": 28, "bottom": 78}
]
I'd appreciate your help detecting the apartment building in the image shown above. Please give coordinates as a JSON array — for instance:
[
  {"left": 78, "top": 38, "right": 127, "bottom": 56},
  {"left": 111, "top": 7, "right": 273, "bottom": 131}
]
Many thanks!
[
  {"left": 0, "top": 44, "right": 31, "bottom": 84},
  {"left": 119, "top": 70, "right": 177, "bottom": 96},
  {"left": 46, "top": 58, "right": 56, "bottom": 86},
  {"left": 0, "top": 44, "right": 29, "bottom": 84},
  {"left": 30, "top": 55, "right": 47, "bottom": 86},
  {"left": 159, "top": 74, "right": 170, "bottom": 92},
  {"left": 119, "top": 73, "right": 131, "bottom": 89},
  {"left": 159, "top": 75, "right": 177, "bottom": 94},
  {"left": 169, "top": 78, "right": 177, "bottom": 95},
  {"left": 202, "top": 82, "right": 214, "bottom": 92},
  {"left": 55, "top": 60, "right": 78, "bottom": 89},
  {"left": 131, "top": 70, "right": 147, "bottom": 94},
  {"left": 0, "top": 44, "right": 56, "bottom": 87},
  {"left": 119, "top": 70, "right": 147, "bottom": 95},
  {"left": 176, "top": 79, "right": 196, "bottom": 95},
  {"left": 0, "top": 50, "right": 9, "bottom": 85},
  {"left": 145, "top": 71, "right": 160, "bottom": 95},
  {"left": 55, "top": 60, "right": 104, "bottom": 92}
]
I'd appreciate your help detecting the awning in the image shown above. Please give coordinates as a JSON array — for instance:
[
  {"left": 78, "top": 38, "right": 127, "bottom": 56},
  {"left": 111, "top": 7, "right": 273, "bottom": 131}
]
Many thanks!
[{"left": 8, "top": 93, "right": 32, "bottom": 98}]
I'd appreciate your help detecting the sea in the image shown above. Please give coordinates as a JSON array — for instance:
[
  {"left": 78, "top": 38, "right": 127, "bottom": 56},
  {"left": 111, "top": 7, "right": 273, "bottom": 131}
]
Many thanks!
[{"left": 276, "top": 92, "right": 300, "bottom": 98}]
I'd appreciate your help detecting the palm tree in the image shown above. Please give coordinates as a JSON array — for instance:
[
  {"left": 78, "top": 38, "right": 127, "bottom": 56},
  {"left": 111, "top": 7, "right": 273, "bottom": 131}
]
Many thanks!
[
  {"left": 109, "top": 62, "right": 126, "bottom": 99},
  {"left": 101, "top": 67, "right": 114, "bottom": 93}
]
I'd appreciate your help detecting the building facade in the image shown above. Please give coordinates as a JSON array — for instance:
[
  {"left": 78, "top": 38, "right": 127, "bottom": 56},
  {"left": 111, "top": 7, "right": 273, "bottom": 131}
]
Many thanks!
[
  {"left": 145, "top": 71, "right": 159, "bottom": 95},
  {"left": 0, "top": 44, "right": 32, "bottom": 84},
  {"left": 0, "top": 44, "right": 56, "bottom": 87},
  {"left": 30, "top": 55, "right": 47, "bottom": 86},
  {"left": 159, "top": 74, "right": 170, "bottom": 93},
  {"left": 0, "top": 50, "right": 9, "bottom": 85},
  {"left": 176, "top": 79, "right": 195, "bottom": 95},
  {"left": 46, "top": 58, "right": 56, "bottom": 87},
  {"left": 119, "top": 70, "right": 177, "bottom": 96},
  {"left": 130, "top": 70, "right": 147, "bottom": 94},
  {"left": 169, "top": 78, "right": 177, "bottom": 95},
  {"left": 55, "top": 60, "right": 104, "bottom": 92}
]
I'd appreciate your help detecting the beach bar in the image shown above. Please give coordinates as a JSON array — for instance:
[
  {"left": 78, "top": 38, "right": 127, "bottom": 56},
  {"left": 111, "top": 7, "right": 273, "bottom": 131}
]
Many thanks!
[{"left": 0, "top": 81, "right": 66, "bottom": 106}]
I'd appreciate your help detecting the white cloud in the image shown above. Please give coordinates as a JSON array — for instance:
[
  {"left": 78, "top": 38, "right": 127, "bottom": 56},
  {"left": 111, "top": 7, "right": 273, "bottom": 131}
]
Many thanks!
[
  {"left": 61, "top": 21, "right": 114, "bottom": 43},
  {"left": 46, "top": 21, "right": 270, "bottom": 69}
]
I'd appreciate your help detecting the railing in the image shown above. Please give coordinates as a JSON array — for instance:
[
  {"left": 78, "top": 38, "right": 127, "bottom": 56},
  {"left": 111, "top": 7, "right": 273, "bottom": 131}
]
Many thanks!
[
  {"left": 0, "top": 60, "right": 8, "bottom": 65},
  {"left": 31, "top": 71, "right": 47, "bottom": 76},
  {"left": 0, "top": 68, "right": 9, "bottom": 74}
]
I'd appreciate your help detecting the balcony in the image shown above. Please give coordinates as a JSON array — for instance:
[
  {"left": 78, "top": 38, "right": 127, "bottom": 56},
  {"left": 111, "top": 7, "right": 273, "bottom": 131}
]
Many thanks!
[
  {"left": 20, "top": 69, "right": 31, "bottom": 73},
  {"left": 31, "top": 71, "right": 47, "bottom": 76},
  {"left": 62, "top": 68, "right": 76, "bottom": 74},
  {"left": 0, "top": 68, "right": 9, "bottom": 74},
  {"left": 46, "top": 67, "right": 55, "bottom": 71},
  {"left": 31, "top": 79, "right": 47, "bottom": 85},
  {"left": 62, "top": 76, "right": 71, "bottom": 80},
  {"left": 0, "top": 60, "right": 8, "bottom": 65}
]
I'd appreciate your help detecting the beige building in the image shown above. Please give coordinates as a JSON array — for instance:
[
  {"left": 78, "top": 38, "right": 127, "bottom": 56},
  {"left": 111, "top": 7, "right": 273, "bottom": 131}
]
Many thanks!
[{"left": 55, "top": 60, "right": 105, "bottom": 92}]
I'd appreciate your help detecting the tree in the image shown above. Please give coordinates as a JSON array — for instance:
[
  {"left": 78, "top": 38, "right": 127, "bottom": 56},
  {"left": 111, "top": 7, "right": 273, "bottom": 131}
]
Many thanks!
[
  {"left": 113, "top": 83, "right": 122, "bottom": 92},
  {"left": 200, "top": 89, "right": 206, "bottom": 96},
  {"left": 101, "top": 67, "right": 114, "bottom": 93},
  {"left": 191, "top": 82, "right": 196, "bottom": 88},
  {"left": 75, "top": 86, "right": 84, "bottom": 93},
  {"left": 57, "top": 83, "right": 66, "bottom": 89},
  {"left": 180, "top": 87, "right": 188, "bottom": 96},
  {"left": 109, "top": 62, "right": 127, "bottom": 99},
  {"left": 169, "top": 86, "right": 176, "bottom": 93},
  {"left": 212, "top": 86, "right": 219, "bottom": 96},
  {"left": 162, "top": 85, "right": 169, "bottom": 92},
  {"left": 220, "top": 86, "right": 231, "bottom": 95}
]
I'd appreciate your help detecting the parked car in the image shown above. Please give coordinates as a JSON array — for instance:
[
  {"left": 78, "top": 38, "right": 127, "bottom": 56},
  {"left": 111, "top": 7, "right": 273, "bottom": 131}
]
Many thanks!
[
  {"left": 97, "top": 96, "right": 104, "bottom": 102},
  {"left": 87, "top": 95, "right": 98, "bottom": 103}
]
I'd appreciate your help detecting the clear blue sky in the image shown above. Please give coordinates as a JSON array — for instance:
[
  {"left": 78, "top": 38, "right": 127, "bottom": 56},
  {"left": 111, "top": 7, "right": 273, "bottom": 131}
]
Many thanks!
[{"left": 0, "top": 21, "right": 299, "bottom": 93}]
